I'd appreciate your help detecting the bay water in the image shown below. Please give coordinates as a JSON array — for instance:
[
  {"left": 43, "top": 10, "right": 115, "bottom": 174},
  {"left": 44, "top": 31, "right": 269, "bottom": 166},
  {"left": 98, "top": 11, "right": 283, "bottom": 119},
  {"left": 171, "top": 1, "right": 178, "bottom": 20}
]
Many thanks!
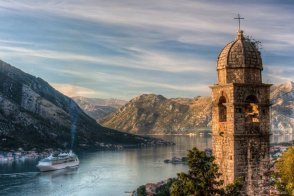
[{"left": 0, "top": 134, "right": 292, "bottom": 196}]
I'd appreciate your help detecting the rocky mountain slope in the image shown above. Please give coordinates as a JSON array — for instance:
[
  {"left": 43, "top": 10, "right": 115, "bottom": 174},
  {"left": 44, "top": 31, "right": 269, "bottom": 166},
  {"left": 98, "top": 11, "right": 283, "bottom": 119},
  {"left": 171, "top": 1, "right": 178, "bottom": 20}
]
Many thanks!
[
  {"left": 271, "top": 81, "right": 294, "bottom": 134},
  {"left": 100, "top": 82, "right": 294, "bottom": 134},
  {"left": 72, "top": 97, "right": 127, "bottom": 120},
  {"left": 0, "top": 60, "right": 163, "bottom": 151},
  {"left": 100, "top": 94, "right": 212, "bottom": 134}
]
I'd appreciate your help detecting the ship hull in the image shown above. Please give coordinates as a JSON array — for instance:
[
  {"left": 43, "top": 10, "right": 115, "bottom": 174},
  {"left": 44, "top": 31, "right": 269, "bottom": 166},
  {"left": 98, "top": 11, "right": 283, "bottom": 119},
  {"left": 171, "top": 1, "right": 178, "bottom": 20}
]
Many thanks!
[{"left": 37, "top": 160, "right": 79, "bottom": 172}]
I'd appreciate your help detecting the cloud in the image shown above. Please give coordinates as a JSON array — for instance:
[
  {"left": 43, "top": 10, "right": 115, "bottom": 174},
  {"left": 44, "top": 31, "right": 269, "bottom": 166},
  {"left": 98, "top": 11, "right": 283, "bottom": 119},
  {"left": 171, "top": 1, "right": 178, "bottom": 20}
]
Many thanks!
[
  {"left": 0, "top": 45, "right": 212, "bottom": 73},
  {"left": 51, "top": 83, "right": 110, "bottom": 98},
  {"left": 2, "top": 1, "right": 294, "bottom": 55},
  {"left": 2, "top": 1, "right": 294, "bottom": 46},
  {"left": 264, "top": 64, "right": 294, "bottom": 83},
  {"left": 265, "top": 74, "right": 293, "bottom": 84},
  {"left": 2, "top": 1, "right": 293, "bottom": 35},
  {"left": 0, "top": 0, "right": 293, "bottom": 99},
  {"left": 50, "top": 68, "right": 209, "bottom": 93}
]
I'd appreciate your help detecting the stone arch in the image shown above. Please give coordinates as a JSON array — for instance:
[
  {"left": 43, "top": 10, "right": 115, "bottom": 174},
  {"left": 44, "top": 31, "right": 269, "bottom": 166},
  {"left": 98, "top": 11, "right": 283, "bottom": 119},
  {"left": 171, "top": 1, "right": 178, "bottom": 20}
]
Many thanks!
[
  {"left": 245, "top": 95, "right": 259, "bottom": 123},
  {"left": 218, "top": 95, "right": 227, "bottom": 122}
]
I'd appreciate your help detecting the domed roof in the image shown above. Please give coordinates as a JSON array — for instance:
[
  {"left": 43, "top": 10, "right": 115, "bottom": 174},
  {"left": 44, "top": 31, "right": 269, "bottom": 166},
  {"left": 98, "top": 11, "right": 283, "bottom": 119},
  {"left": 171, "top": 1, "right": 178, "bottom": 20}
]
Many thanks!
[{"left": 217, "top": 30, "right": 262, "bottom": 70}]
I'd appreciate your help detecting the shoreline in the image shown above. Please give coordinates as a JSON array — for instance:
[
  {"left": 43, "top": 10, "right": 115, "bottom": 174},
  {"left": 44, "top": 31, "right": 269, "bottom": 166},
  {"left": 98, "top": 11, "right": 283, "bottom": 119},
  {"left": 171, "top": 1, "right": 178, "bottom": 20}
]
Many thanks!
[
  {"left": 0, "top": 140, "right": 176, "bottom": 162},
  {"left": 138, "top": 133, "right": 210, "bottom": 136}
]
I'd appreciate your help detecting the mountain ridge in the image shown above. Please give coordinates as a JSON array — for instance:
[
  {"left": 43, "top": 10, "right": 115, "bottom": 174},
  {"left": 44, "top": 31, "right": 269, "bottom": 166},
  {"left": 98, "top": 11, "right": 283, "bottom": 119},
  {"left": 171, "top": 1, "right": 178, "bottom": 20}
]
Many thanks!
[
  {"left": 100, "top": 94, "right": 212, "bottom": 134},
  {"left": 270, "top": 81, "right": 294, "bottom": 134},
  {"left": 72, "top": 97, "right": 127, "bottom": 120},
  {"left": 99, "top": 82, "right": 294, "bottom": 134},
  {"left": 0, "top": 60, "right": 163, "bottom": 151}
]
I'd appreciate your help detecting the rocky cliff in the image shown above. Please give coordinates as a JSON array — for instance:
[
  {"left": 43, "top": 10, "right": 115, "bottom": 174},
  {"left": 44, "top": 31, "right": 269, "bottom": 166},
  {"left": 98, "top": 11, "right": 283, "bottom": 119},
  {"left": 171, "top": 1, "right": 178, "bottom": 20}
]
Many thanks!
[
  {"left": 100, "top": 94, "right": 211, "bottom": 134},
  {"left": 72, "top": 97, "right": 127, "bottom": 120},
  {"left": 0, "top": 60, "right": 162, "bottom": 151},
  {"left": 100, "top": 82, "right": 294, "bottom": 134},
  {"left": 271, "top": 81, "right": 294, "bottom": 134}
]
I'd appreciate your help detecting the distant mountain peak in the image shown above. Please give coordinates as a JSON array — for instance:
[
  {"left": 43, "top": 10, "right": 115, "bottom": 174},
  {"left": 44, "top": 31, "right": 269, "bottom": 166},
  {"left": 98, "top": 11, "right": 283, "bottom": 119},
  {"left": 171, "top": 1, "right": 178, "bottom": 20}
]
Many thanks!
[
  {"left": 72, "top": 96, "right": 127, "bottom": 120},
  {"left": 284, "top": 80, "right": 293, "bottom": 91},
  {"left": 133, "top": 94, "right": 167, "bottom": 102}
]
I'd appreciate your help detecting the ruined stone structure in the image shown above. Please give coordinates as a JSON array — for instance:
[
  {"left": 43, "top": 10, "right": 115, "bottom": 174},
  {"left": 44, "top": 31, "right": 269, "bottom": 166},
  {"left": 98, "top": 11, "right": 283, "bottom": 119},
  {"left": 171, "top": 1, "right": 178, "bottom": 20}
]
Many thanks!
[{"left": 211, "top": 30, "right": 271, "bottom": 195}]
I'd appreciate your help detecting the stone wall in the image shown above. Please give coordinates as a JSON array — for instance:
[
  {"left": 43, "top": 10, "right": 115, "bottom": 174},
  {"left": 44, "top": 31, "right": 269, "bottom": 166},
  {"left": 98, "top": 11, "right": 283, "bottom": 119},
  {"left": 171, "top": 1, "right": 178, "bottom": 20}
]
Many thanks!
[
  {"left": 211, "top": 84, "right": 235, "bottom": 186},
  {"left": 211, "top": 82, "right": 271, "bottom": 195}
]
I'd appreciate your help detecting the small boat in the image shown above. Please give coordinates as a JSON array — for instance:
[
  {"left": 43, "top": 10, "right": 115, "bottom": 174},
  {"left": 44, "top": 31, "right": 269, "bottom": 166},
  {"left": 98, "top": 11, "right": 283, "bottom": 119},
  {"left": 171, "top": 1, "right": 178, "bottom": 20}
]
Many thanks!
[{"left": 36, "top": 151, "right": 79, "bottom": 172}]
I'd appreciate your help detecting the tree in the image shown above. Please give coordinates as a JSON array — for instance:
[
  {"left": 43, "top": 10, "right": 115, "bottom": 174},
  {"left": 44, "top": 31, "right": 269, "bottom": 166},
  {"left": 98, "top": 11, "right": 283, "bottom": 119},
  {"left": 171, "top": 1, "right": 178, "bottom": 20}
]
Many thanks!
[
  {"left": 137, "top": 185, "right": 146, "bottom": 196},
  {"left": 245, "top": 35, "right": 262, "bottom": 51},
  {"left": 170, "top": 147, "right": 241, "bottom": 196},
  {"left": 274, "top": 145, "right": 294, "bottom": 196},
  {"left": 155, "top": 178, "right": 177, "bottom": 196},
  {"left": 223, "top": 179, "right": 242, "bottom": 196}
]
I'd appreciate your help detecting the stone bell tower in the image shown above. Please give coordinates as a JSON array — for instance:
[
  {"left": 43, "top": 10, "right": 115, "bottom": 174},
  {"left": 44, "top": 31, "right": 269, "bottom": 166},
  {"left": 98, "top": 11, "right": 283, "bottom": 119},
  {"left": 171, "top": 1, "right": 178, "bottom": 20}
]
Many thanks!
[{"left": 210, "top": 28, "right": 271, "bottom": 195}]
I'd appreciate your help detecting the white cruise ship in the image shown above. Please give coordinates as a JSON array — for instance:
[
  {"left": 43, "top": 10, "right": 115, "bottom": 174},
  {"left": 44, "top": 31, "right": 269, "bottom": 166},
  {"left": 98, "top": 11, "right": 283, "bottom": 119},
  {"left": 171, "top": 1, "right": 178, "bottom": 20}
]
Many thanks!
[{"left": 37, "top": 151, "right": 79, "bottom": 172}]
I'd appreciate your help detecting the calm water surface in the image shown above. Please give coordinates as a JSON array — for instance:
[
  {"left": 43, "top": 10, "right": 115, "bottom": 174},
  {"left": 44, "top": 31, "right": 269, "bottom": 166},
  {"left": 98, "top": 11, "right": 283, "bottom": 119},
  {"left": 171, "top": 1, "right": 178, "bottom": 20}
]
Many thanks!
[{"left": 0, "top": 134, "right": 292, "bottom": 196}]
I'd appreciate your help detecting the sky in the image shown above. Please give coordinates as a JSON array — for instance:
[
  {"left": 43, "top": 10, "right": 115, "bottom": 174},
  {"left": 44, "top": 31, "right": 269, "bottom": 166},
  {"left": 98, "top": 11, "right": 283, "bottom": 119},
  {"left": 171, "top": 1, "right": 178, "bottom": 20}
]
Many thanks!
[{"left": 0, "top": 0, "right": 293, "bottom": 100}]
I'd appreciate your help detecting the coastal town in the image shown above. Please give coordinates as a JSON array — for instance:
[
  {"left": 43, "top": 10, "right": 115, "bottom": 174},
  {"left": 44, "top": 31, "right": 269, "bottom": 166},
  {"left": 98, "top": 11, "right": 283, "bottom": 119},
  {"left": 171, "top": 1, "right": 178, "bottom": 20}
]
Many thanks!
[{"left": 0, "top": 142, "right": 290, "bottom": 164}]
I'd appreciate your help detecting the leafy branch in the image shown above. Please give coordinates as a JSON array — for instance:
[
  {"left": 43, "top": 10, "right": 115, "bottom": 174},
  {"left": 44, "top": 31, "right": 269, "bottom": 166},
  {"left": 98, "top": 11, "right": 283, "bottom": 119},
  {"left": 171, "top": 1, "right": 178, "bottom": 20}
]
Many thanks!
[{"left": 245, "top": 35, "right": 263, "bottom": 51}]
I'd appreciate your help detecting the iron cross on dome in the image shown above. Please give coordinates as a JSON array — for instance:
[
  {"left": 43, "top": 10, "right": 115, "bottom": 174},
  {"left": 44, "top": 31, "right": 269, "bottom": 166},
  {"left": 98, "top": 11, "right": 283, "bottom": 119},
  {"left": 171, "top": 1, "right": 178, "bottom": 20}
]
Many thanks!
[{"left": 234, "top": 14, "right": 244, "bottom": 31}]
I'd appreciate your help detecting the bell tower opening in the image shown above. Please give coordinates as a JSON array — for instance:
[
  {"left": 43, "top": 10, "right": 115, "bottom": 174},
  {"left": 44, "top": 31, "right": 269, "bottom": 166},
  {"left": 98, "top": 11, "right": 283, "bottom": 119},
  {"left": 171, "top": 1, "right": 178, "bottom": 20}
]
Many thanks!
[
  {"left": 218, "top": 96, "right": 227, "bottom": 122},
  {"left": 245, "top": 95, "right": 259, "bottom": 123}
]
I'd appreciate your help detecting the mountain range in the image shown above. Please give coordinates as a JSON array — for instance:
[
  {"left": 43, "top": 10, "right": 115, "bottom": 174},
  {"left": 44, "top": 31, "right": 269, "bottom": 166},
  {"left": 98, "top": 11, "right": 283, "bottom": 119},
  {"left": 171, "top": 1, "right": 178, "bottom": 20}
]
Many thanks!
[
  {"left": 100, "top": 95, "right": 211, "bottom": 134},
  {"left": 72, "top": 97, "right": 127, "bottom": 120},
  {"left": 95, "top": 82, "right": 294, "bottom": 135},
  {"left": 0, "top": 60, "right": 164, "bottom": 151},
  {"left": 2, "top": 57, "right": 290, "bottom": 151},
  {"left": 99, "top": 94, "right": 212, "bottom": 134}
]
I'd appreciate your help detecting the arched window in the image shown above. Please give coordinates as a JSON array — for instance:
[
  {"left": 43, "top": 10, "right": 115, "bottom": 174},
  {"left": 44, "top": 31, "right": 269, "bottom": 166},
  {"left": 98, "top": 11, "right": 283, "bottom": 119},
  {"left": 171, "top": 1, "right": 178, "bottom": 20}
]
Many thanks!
[
  {"left": 218, "top": 96, "right": 227, "bottom": 122},
  {"left": 245, "top": 95, "right": 259, "bottom": 123}
]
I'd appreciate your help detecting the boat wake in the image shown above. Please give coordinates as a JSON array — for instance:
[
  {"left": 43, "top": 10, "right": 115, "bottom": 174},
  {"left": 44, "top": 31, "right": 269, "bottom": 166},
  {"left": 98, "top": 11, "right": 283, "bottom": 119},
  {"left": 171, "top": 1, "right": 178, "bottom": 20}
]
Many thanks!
[{"left": 0, "top": 172, "right": 40, "bottom": 178}]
